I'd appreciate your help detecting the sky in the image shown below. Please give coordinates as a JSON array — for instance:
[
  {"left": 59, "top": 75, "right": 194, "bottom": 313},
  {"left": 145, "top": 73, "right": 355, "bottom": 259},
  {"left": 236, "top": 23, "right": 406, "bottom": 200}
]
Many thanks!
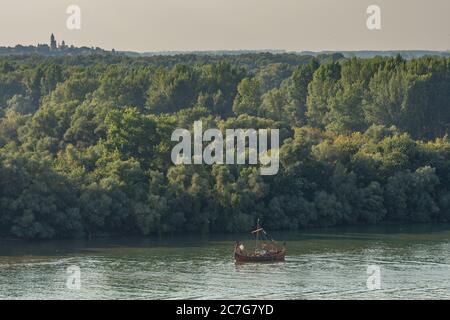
[{"left": 0, "top": 0, "right": 449, "bottom": 52}]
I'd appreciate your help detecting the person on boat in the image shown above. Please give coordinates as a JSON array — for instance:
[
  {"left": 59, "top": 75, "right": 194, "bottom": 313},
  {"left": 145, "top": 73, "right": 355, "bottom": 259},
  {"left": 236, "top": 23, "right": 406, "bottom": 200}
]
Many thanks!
[{"left": 235, "top": 241, "right": 245, "bottom": 253}]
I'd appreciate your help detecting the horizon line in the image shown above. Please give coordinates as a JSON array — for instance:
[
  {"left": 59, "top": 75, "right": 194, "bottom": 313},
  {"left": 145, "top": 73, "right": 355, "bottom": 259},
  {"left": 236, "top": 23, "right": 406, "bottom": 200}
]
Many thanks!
[{"left": 1, "top": 42, "right": 450, "bottom": 55}]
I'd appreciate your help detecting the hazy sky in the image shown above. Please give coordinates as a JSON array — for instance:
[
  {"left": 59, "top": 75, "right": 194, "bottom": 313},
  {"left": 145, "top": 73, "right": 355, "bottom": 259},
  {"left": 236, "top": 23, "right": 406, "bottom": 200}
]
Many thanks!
[{"left": 0, "top": 0, "right": 449, "bottom": 52}]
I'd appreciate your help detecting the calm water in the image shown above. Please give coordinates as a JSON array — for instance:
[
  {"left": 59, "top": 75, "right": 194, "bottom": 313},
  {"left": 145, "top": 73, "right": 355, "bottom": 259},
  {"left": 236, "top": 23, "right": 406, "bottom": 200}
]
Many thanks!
[{"left": 1, "top": 224, "right": 450, "bottom": 300}]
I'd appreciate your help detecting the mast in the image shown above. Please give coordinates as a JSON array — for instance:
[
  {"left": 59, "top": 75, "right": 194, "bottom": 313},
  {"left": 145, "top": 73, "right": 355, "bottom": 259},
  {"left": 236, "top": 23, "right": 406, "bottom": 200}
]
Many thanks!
[{"left": 255, "top": 218, "right": 260, "bottom": 252}]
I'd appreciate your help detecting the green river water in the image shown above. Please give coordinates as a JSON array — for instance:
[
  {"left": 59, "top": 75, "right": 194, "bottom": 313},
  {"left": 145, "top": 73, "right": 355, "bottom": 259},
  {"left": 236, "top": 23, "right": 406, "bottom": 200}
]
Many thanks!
[{"left": 1, "top": 224, "right": 450, "bottom": 299}]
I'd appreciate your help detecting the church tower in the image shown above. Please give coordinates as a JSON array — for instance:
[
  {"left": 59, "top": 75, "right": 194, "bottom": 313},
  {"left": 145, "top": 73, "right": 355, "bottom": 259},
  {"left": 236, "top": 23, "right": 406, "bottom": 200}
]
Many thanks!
[{"left": 50, "top": 33, "right": 57, "bottom": 50}]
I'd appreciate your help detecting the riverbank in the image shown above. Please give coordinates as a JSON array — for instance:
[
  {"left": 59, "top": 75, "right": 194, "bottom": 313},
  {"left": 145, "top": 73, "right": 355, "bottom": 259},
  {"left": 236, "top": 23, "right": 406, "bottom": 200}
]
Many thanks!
[{"left": 2, "top": 221, "right": 450, "bottom": 242}]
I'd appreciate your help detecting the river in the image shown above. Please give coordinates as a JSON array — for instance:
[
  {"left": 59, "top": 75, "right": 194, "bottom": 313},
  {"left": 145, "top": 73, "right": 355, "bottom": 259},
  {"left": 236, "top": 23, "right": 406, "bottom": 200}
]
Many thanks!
[{"left": 1, "top": 224, "right": 450, "bottom": 299}]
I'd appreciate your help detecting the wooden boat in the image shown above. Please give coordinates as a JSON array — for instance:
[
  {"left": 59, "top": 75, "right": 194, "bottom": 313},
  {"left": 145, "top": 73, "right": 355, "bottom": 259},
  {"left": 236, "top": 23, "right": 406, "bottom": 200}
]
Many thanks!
[{"left": 234, "top": 219, "right": 286, "bottom": 263}]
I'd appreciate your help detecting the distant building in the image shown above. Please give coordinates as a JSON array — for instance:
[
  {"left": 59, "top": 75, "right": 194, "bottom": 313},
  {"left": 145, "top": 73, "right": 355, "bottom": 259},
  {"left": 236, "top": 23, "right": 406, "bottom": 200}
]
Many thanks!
[{"left": 50, "top": 33, "right": 57, "bottom": 50}]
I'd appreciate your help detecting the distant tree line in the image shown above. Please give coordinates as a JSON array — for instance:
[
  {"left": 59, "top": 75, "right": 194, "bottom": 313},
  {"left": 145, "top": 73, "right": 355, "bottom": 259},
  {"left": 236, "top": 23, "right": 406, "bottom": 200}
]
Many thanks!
[{"left": 1, "top": 53, "right": 450, "bottom": 239}]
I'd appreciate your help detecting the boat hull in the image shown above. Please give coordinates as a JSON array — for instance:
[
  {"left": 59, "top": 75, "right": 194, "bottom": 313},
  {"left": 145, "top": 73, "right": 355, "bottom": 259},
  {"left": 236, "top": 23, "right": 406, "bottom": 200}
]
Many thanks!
[{"left": 234, "top": 249, "right": 286, "bottom": 263}]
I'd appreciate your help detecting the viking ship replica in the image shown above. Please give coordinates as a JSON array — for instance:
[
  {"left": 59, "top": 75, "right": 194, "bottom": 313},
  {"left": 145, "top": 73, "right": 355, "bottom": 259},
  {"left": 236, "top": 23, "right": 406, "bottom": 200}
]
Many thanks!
[{"left": 234, "top": 219, "right": 286, "bottom": 263}]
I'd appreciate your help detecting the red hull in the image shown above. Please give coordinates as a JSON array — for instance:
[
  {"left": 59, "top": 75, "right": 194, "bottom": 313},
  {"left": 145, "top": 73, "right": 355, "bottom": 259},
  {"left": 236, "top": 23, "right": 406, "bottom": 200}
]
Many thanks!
[{"left": 234, "top": 249, "right": 286, "bottom": 263}]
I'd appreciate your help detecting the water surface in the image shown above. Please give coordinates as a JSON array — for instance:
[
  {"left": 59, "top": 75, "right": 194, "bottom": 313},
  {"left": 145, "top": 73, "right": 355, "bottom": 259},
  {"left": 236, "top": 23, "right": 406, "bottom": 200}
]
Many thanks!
[{"left": 1, "top": 224, "right": 450, "bottom": 299}]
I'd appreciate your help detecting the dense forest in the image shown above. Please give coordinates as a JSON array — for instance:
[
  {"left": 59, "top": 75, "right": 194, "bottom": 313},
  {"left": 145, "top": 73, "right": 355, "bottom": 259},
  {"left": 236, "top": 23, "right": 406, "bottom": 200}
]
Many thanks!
[{"left": 1, "top": 52, "right": 450, "bottom": 239}]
